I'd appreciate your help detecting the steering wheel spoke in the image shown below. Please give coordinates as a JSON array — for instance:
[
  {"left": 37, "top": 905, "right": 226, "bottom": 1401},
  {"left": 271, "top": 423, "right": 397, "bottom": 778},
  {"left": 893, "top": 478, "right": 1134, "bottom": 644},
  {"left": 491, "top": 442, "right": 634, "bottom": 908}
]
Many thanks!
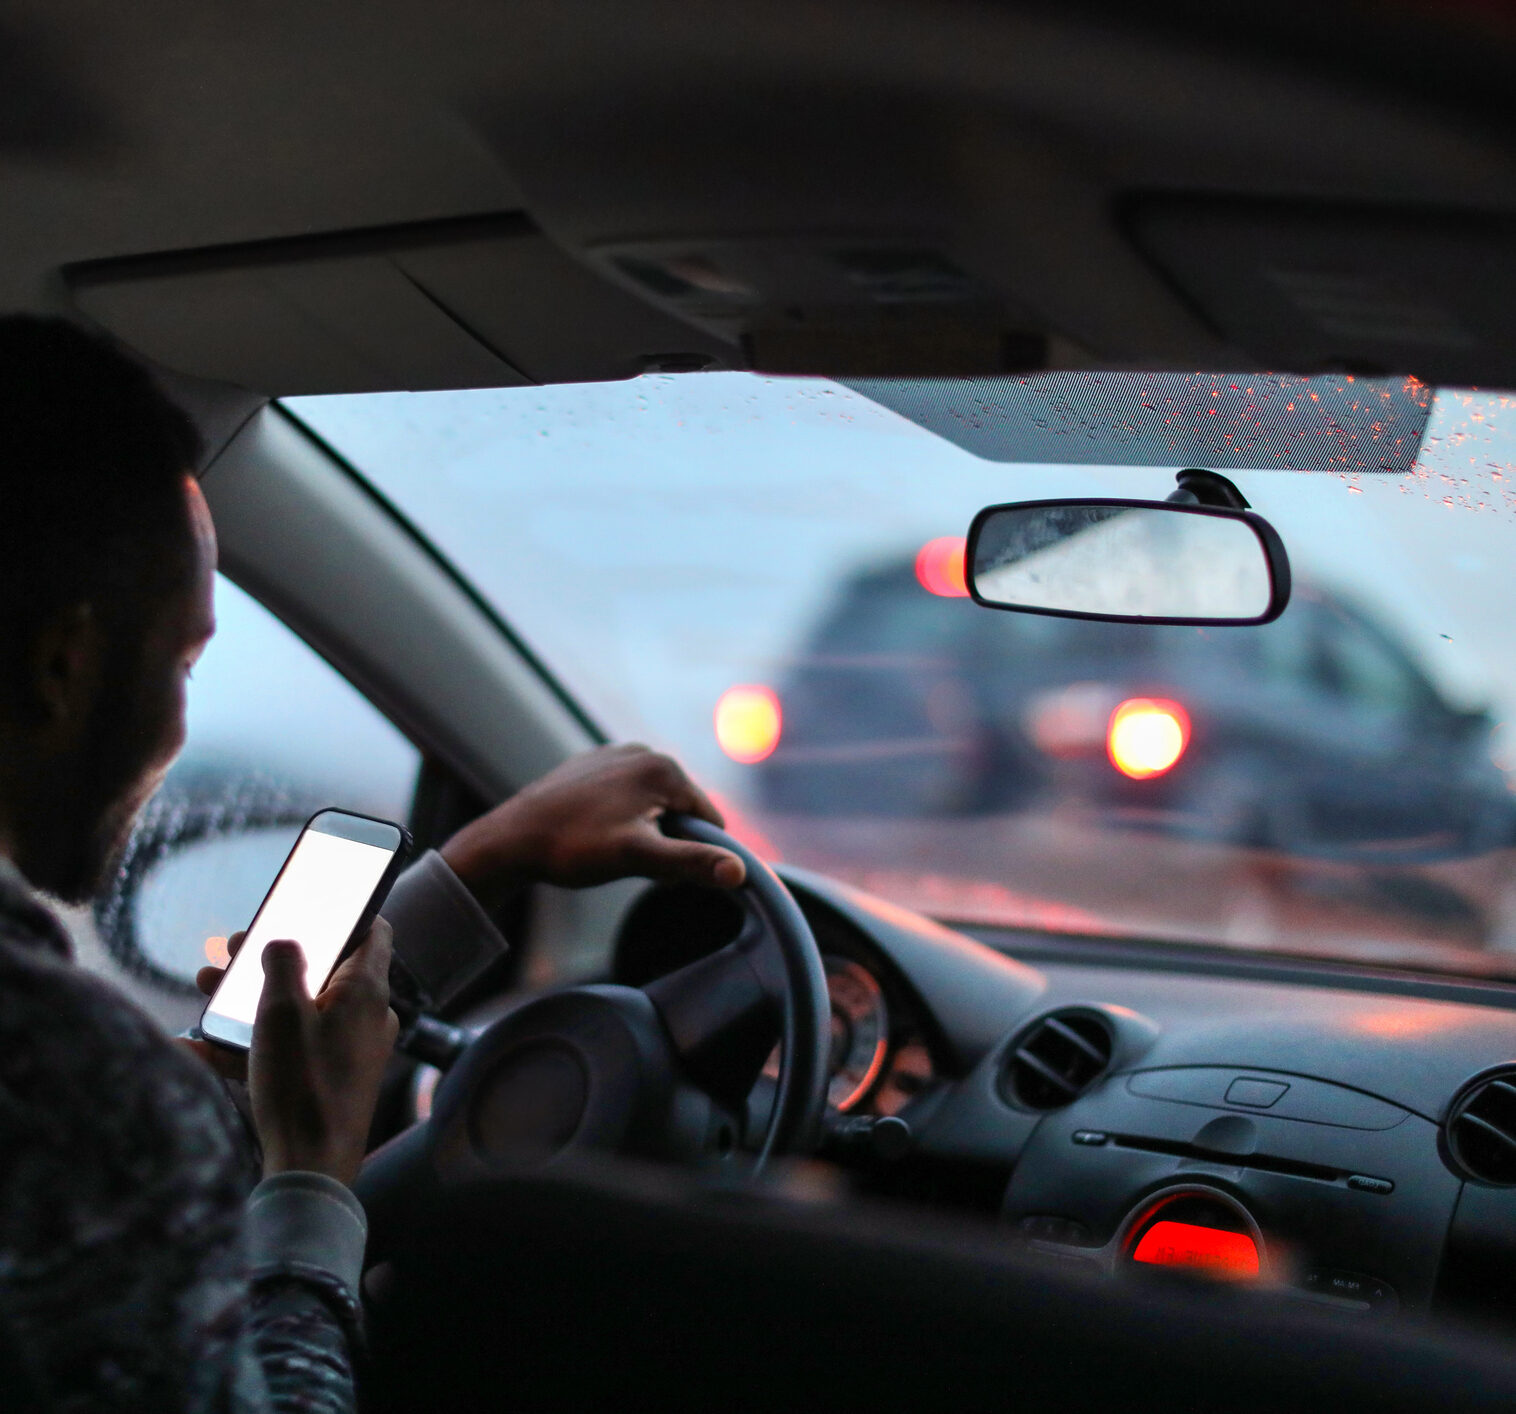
[{"left": 643, "top": 915, "right": 782, "bottom": 1109}]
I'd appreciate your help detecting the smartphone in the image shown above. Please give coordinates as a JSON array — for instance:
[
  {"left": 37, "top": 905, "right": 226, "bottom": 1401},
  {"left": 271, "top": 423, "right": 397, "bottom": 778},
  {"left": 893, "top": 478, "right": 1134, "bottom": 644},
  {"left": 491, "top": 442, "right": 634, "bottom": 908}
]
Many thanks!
[{"left": 200, "top": 808, "right": 412, "bottom": 1050}]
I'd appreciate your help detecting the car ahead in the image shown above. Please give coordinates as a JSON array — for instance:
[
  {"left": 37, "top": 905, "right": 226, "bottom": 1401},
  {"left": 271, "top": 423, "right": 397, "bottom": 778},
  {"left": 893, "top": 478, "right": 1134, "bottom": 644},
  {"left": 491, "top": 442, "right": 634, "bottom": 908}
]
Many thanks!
[{"left": 757, "top": 548, "right": 1513, "bottom": 860}]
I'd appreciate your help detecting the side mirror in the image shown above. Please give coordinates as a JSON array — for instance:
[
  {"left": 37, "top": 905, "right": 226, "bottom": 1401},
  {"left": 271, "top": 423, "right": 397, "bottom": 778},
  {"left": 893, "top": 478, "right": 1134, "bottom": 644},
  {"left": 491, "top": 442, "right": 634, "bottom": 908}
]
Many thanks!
[
  {"left": 93, "top": 784, "right": 310, "bottom": 995},
  {"left": 124, "top": 827, "right": 302, "bottom": 985},
  {"left": 966, "top": 498, "right": 1290, "bottom": 625}
]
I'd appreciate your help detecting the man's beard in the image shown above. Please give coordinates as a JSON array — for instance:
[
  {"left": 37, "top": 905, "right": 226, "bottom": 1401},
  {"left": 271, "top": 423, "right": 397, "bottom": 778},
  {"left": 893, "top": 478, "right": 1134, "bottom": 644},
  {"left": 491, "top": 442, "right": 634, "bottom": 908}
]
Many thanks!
[
  {"left": 55, "top": 780, "right": 154, "bottom": 906},
  {"left": 29, "top": 656, "right": 166, "bottom": 905}
]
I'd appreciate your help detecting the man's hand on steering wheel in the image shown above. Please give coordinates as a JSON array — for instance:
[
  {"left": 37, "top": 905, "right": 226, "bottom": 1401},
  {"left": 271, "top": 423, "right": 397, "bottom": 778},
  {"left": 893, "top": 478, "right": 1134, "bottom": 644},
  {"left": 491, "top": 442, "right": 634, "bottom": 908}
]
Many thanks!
[{"left": 439, "top": 744, "right": 747, "bottom": 909}]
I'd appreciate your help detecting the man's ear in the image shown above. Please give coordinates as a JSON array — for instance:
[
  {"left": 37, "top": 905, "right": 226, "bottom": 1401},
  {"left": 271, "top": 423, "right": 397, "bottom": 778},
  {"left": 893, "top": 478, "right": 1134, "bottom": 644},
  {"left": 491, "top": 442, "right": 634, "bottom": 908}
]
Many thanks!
[{"left": 25, "top": 603, "right": 104, "bottom": 736}]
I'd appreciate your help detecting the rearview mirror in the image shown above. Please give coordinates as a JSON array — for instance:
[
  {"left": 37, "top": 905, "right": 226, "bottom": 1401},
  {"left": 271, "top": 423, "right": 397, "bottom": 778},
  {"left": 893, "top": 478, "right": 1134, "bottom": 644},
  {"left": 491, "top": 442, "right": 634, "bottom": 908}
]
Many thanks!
[{"left": 966, "top": 499, "right": 1290, "bottom": 625}]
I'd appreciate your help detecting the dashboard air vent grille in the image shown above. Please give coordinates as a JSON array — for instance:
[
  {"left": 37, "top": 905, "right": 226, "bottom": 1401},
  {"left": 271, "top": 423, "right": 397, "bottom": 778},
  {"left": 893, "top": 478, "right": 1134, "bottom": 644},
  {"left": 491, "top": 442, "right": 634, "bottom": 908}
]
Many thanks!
[
  {"left": 1004, "top": 1010, "right": 1114, "bottom": 1110},
  {"left": 1447, "top": 1071, "right": 1516, "bottom": 1186}
]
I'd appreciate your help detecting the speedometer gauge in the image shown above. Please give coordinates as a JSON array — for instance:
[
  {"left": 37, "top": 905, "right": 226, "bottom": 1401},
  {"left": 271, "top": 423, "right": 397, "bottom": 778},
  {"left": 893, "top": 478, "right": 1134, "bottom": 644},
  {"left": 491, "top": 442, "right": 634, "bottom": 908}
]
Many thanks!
[
  {"left": 822, "top": 956, "right": 890, "bottom": 1110},
  {"left": 762, "top": 955, "right": 891, "bottom": 1110}
]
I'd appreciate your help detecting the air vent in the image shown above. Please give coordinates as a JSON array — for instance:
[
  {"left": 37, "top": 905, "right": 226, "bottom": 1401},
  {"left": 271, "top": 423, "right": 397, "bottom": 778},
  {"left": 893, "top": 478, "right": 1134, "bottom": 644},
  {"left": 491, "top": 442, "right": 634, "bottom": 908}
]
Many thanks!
[
  {"left": 1447, "top": 1071, "right": 1516, "bottom": 1186},
  {"left": 1003, "top": 1010, "right": 1114, "bottom": 1110}
]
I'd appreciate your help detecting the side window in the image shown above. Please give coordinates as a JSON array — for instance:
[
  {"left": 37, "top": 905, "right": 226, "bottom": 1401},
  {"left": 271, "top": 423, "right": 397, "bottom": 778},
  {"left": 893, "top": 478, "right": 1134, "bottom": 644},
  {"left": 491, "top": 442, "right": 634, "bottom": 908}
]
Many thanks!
[{"left": 70, "top": 575, "right": 421, "bottom": 1033}]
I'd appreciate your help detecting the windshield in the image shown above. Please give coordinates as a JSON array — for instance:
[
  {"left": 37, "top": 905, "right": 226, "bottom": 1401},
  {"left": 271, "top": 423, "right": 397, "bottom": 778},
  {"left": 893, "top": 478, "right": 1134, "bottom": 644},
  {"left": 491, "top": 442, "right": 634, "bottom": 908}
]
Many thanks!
[{"left": 286, "top": 376, "right": 1516, "bottom": 979}]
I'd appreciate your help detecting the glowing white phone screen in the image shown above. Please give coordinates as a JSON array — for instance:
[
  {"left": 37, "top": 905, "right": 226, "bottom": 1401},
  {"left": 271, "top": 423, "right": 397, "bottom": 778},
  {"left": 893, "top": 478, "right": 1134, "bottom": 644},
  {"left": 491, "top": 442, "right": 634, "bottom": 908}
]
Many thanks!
[{"left": 207, "top": 829, "right": 395, "bottom": 1027}]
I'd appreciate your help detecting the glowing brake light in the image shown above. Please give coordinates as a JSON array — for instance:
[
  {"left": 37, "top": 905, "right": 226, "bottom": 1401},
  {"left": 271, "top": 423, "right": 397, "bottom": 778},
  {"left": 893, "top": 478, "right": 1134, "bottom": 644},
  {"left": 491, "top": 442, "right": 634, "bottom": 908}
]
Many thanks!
[
  {"left": 1107, "top": 698, "right": 1190, "bottom": 780},
  {"left": 715, "top": 685, "right": 782, "bottom": 763},
  {"left": 915, "top": 536, "right": 968, "bottom": 597}
]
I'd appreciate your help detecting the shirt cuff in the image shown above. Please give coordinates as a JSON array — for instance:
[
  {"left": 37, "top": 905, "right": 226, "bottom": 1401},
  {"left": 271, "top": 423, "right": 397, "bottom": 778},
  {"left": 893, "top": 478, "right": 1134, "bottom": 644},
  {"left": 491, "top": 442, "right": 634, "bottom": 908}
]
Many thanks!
[
  {"left": 246, "top": 1171, "right": 368, "bottom": 1299},
  {"left": 381, "top": 849, "right": 510, "bottom": 1011}
]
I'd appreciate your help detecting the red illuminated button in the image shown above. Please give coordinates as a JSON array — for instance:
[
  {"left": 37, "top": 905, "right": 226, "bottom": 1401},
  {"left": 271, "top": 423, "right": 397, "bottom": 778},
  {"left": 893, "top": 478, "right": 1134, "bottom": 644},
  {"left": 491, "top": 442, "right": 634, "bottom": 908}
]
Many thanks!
[{"left": 1130, "top": 1220, "right": 1260, "bottom": 1280}]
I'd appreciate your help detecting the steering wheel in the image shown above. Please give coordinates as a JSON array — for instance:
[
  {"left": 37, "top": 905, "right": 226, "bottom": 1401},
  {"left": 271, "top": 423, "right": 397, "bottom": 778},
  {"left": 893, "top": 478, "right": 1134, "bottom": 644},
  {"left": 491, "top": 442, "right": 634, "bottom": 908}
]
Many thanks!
[{"left": 356, "top": 815, "right": 831, "bottom": 1255}]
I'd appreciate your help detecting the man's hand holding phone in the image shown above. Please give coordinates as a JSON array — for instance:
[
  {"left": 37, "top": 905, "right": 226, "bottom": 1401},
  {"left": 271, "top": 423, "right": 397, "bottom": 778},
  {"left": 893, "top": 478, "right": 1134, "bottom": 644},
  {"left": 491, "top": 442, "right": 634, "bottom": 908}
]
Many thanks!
[{"left": 191, "top": 922, "right": 399, "bottom": 1185}]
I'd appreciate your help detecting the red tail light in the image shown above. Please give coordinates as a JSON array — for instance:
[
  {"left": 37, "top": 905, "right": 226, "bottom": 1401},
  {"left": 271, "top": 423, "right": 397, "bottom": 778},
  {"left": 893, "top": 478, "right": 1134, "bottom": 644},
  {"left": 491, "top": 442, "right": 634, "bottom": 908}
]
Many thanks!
[
  {"left": 915, "top": 536, "right": 968, "bottom": 597},
  {"left": 1107, "top": 698, "right": 1190, "bottom": 779},
  {"left": 715, "top": 685, "right": 782, "bottom": 763}
]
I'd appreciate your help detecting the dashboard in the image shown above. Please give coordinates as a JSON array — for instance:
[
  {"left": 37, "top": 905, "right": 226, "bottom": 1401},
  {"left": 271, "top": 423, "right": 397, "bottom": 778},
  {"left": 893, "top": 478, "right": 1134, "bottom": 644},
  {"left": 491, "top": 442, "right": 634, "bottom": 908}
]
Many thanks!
[{"left": 608, "top": 863, "right": 1516, "bottom": 1325}]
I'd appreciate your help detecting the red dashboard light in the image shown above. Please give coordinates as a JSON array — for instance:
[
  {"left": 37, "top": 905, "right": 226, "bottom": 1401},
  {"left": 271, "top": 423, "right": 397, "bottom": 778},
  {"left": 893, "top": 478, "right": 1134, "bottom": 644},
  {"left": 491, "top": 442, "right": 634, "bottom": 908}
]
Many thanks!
[
  {"left": 1107, "top": 697, "right": 1191, "bottom": 779},
  {"left": 1131, "top": 1220, "right": 1260, "bottom": 1280},
  {"left": 914, "top": 536, "right": 969, "bottom": 598}
]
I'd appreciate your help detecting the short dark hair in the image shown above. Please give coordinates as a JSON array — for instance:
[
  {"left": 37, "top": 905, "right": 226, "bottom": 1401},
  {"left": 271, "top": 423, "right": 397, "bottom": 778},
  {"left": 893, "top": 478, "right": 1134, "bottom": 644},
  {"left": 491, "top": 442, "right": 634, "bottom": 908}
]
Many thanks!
[{"left": 0, "top": 316, "right": 204, "bottom": 711}]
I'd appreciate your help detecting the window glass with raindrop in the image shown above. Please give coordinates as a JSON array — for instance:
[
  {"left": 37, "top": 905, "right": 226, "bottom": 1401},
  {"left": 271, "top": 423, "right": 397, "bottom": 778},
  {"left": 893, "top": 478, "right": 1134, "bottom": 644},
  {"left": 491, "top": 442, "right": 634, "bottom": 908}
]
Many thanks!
[{"left": 281, "top": 375, "right": 1516, "bottom": 983}]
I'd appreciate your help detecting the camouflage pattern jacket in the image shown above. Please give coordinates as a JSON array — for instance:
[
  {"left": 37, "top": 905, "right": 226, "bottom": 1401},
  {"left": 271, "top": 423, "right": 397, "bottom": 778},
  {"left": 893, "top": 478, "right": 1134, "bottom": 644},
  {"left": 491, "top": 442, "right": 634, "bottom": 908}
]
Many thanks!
[{"left": 0, "top": 857, "right": 368, "bottom": 1413}]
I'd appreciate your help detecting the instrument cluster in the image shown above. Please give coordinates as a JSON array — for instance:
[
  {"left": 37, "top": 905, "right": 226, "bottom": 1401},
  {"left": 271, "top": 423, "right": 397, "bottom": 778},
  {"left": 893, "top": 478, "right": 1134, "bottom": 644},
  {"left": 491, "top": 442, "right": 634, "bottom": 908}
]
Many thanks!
[{"left": 760, "top": 949, "right": 937, "bottom": 1116}]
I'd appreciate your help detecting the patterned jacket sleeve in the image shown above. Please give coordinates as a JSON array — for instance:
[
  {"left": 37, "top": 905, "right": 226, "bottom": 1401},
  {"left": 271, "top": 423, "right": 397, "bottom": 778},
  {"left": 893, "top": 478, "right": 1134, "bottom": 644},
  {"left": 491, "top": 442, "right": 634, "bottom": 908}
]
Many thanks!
[
  {"left": 239, "top": 1174, "right": 370, "bottom": 1413},
  {"left": 0, "top": 895, "right": 364, "bottom": 1414}
]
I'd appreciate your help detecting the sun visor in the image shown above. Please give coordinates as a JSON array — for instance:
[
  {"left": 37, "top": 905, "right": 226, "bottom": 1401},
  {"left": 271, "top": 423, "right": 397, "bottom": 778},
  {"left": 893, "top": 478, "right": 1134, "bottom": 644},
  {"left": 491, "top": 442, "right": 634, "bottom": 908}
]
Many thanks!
[
  {"left": 66, "top": 215, "right": 738, "bottom": 396},
  {"left": 1128, "top": 198, "right": 1516, "bottom": 392},
  {"left": 845, "top": 371, "right": 1434, "bottom": 473}
]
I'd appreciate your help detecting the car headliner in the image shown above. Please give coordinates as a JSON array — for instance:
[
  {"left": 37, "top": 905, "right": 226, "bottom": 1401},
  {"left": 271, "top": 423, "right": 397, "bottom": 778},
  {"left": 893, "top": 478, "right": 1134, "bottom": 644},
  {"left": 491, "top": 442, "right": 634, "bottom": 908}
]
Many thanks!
[{"left": 4, "top": 1, "right": 1516, "bottom": 415}]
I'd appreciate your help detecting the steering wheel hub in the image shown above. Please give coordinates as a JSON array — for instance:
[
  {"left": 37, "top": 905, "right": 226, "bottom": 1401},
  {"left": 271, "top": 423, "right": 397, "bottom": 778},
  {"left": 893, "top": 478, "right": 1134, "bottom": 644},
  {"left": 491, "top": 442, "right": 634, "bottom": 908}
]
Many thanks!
[
  {"left": 469, "top": 1042, "right": 587, "bottom": 1165},
  {"left": 428, "top": 986, "right": 699, "bottom": 1175}
]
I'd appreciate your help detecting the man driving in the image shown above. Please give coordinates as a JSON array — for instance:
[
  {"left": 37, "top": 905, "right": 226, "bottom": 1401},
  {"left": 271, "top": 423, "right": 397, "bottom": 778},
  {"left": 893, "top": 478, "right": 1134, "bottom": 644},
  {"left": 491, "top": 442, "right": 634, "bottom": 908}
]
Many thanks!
[{"left": 0, "top": 314, "right": 744, "bottom": 1411}]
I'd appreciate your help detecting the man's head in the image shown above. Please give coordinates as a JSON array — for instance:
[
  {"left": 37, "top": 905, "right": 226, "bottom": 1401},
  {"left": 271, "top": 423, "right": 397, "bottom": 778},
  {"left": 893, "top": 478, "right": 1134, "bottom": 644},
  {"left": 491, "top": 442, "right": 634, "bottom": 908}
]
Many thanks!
[{"left": 0, "top": 316, "right": 214, "bottom": 902}]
